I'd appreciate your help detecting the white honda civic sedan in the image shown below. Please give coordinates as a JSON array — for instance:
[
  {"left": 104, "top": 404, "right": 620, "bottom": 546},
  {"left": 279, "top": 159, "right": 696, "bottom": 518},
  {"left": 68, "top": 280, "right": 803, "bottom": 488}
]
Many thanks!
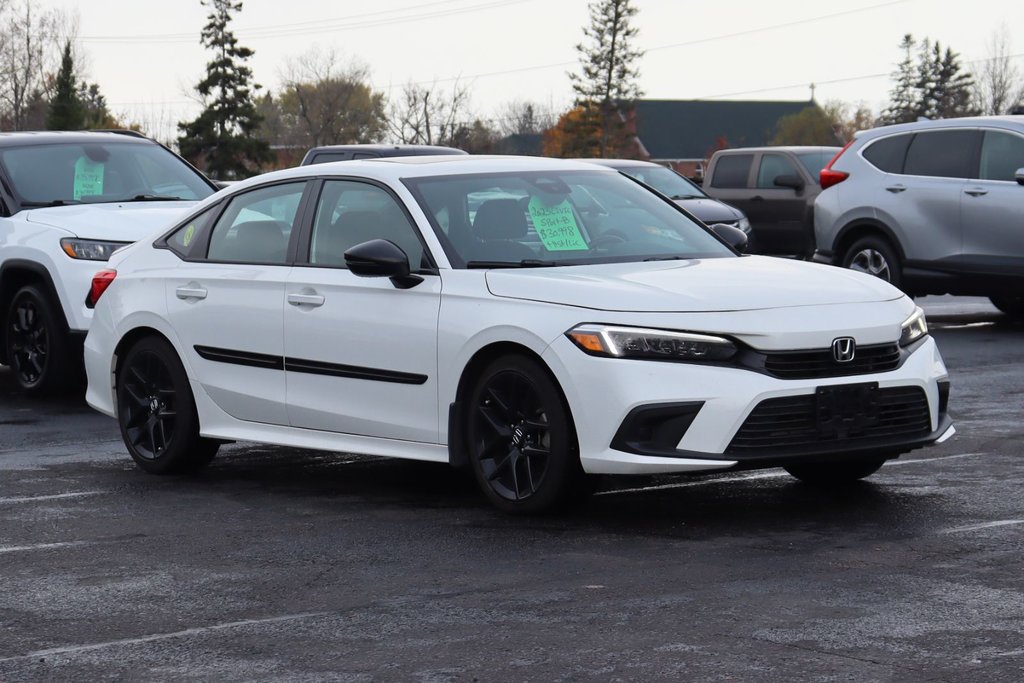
[{"left": 84, "top": 156, "right": 954, "bottom": 513}]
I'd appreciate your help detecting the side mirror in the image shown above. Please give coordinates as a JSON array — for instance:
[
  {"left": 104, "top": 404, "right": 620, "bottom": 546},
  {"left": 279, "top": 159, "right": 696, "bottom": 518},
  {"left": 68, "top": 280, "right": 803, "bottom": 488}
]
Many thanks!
[
  {"left": 710, "top": 223, "right": 748, "bottom": 253},
  {"left": 1016, "top": 168, "right": 1024, "bottom": 185},
  {"left": 773, "top": 174, "right": 805, "bottom": 191},
  {"left": 344, "top": 239, "right": 423, "bottom": 289}
]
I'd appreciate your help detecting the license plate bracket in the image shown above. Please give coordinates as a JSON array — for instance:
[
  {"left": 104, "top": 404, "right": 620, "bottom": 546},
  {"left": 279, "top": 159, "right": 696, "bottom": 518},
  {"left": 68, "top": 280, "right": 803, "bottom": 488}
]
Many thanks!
[{"left": 815, "top": 382, "right": 880, "bottom": 439}]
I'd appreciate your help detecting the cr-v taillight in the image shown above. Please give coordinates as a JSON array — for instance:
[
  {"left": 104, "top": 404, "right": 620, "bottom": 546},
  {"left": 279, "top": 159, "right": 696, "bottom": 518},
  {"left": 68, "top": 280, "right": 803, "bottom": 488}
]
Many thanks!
[
  {"left": 86, "top": 269, "right": 117, "bottom": 308},
  {"left": 820, "top": 140, "right": 854, "bottom": 190}
]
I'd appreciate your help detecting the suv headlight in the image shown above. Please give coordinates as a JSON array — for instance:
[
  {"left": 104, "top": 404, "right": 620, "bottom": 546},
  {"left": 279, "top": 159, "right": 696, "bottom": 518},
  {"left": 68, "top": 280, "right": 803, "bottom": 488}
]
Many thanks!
[
  {"left": 899, "top": 307, "right": 928, "bottom": 346},
  {"left": 60, "top": 238, "right": 131, "bottom": 261},
  {"left": 567, "top": 324, "right": 737, "bottom": 362}
]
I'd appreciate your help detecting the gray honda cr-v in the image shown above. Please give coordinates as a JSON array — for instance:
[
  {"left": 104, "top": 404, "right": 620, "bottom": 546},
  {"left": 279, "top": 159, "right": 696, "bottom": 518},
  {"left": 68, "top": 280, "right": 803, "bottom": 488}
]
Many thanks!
[{"left": 814, "top": 116, "right": 1024, "bottom": 318}]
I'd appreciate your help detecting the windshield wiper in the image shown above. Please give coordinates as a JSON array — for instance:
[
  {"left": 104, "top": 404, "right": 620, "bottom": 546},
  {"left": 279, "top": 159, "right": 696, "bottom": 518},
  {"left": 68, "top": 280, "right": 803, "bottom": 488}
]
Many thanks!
[
  {"left": 466, "top": 259, "right": 562, "bottom": 269},
  {"left": 670, "top": 194, "right": 702, "bottom": 200},
  {"left": 643, "top": 255, "right": 689, "bottom": 262},
  {"left": 21, "top": 199, "right": 83, "bottom": 207},
  {"left": 116, "top": 194, "right": 185, "bottom": 202}
]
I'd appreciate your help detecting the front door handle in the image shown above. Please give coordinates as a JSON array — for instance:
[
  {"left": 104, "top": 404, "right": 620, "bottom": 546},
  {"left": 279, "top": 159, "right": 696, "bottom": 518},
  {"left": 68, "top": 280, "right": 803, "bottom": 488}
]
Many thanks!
[
  {"left": 287, "top": 292, "right": 325, "bottom": 307},
  {"left": 175, "top": 284, "right": 207, "bottom": 300},
  {"left": 886, "top": 185, "right": 907, "bottom": 193},
  {"left": 964, "top": 188, "right": 989, "bottom": 197}
]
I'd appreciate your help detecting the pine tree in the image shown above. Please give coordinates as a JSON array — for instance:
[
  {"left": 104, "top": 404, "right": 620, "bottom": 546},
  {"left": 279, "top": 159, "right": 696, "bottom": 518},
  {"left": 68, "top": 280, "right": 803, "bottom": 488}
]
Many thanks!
[
  {"left": 933, "top": 46, "right": 977, "bottom": 118},
  {"left": 177, "top": 0, "right": 271, "bottom": 179},
  {"left": 46, "top": 41, "right": 84, "bottom": 131},
  {"left": 568, "top": 0, "right": 643, "bottom": 157},
  {"left": 881, "top": 34, "right": 918, "bottom": 125}
]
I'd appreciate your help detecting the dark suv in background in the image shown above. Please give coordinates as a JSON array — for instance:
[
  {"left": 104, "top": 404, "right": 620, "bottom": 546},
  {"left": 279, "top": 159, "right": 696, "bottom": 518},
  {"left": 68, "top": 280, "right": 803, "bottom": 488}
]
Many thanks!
[
  {"left": 300, "top": 144, "right": 466, "bottom": 165},
  {"left": 703, "top": 146, "right": 840, "bottom": 257}
]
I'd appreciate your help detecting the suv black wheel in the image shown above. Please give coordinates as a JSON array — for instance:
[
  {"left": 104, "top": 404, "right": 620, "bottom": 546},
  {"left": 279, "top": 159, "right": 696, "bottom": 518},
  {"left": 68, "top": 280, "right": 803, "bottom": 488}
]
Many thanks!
[
  {"left": 990, "top": 295, "right": 1024, "bottom": 319},
  {"left": 784, "top": 458, "right": 886, "bottom": 485},
  {"left": 465, "top": 354, "right": 586, "bottom": 514},
  {"left": 117, "top": 335, "right": 218, "bottom": 475},
  {"left": 4, "top": 285, "right": 76, "bottom": 395},
  {"left": 843, "top": 236, "right": 902, "bottom": 290}
]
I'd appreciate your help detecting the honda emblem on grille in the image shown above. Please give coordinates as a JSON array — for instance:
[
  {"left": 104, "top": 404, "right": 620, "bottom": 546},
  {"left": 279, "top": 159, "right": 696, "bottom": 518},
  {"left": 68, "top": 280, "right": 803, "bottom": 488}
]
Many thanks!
[{"left": 832, "top": 337, "right": 856, "bottom": 363}]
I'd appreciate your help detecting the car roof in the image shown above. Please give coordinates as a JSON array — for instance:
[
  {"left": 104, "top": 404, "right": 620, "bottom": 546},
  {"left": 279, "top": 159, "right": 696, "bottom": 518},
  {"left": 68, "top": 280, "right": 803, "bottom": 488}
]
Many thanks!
[
  {"left": 0, "top": 130, "right": 152, "bottom": 147},
  {"left": 569, "top": 158, "right": 661, "bottom": 169},
  {"left": 713, "top": 145, "right": 842, "bottom": 154},
  {"left": 853, "top": 114, "right": 1024, "bottom": 140},
  {"left": 306, "top": 143, "right": 467, "bottom": 156}
]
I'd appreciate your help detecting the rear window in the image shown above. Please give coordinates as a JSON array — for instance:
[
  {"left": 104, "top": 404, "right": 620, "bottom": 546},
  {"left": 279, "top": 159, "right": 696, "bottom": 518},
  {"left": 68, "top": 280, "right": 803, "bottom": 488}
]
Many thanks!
[
  {"left": 710, "top": 154, "right": 753, "bottom": 188},
  {"left": 863, "top": 134, "right": 912, "bottom": 173},
  {"left": 903, "top": 130, "right": 977, "bottom": 178},
  {"left": 978, "top": 130, "right": 1024, "bottom": 181}
]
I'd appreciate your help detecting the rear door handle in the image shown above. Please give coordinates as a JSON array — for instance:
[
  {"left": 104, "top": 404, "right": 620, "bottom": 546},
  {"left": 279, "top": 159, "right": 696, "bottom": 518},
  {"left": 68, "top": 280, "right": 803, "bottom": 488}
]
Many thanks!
[
  {"left": 964, "top": 188, "right": 989, "bottom": 197},
  {"left": 175, "top": 285, "right": 207, "bottom": 300},
  {"left": 287, "top": 292, "right": 325, "bottom": 307},
  {"left": 886, "top": 185, "right": 907, "bottom": 193}
]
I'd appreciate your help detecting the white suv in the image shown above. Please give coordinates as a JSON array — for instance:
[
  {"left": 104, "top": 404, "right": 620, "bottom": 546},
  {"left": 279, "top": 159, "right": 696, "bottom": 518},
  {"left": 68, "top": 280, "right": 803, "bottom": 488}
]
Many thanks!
[
  {"left": 0, "top": 131, "right": 217, "bottom": 394},
  {"left": 813, "top": 116, "right": 1024, "bottom": 318}
]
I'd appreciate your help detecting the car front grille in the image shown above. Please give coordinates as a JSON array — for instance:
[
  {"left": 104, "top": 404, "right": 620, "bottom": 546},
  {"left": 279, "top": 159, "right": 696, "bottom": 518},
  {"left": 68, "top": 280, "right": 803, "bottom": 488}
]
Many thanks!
[
  {"left": 760, "top": 343, "right": 902, "bottom": 380},
  {"left": 726, "top": 386, "right": 931, "bottom": 453}
]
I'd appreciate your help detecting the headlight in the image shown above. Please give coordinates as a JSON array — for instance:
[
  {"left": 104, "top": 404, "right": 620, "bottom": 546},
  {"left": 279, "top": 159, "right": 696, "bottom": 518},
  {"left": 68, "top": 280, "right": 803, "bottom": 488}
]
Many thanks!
[
  {"left": 567, "top": 324, "right": 737, "bottom": 362},
  {"left": 899, "top": 307, "right": 928, "bottom": 346},
  {"left": 736, "top": 217, "right": 751, "bottom": 234},
  {"left": 60, "top": 238, "right": 131, "bottom": 261}
]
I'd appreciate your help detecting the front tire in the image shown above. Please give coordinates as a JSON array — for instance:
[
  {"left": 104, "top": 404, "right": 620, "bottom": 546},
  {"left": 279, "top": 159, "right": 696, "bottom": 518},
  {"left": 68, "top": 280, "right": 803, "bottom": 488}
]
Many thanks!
[
  {"left": 4, "top": 284, "right": 77, "bottom": 395},
  {"left": 465, "top": 354, "right": 585, "bottom": 514},
  {"left": 990, "top": 295, "right": 1024, "bottom": 319},
  {"left": 784, "top": 459, "right": 886, "bottom": 485},
  {"left": 842, "top": 236, "right": 902, "bottom": 290},
  {"left": 116, "top": 335, "right": 218, "bottom": 475}
]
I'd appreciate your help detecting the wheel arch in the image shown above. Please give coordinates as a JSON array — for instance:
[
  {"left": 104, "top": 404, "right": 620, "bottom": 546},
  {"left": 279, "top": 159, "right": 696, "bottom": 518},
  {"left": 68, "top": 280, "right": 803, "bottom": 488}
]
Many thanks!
[
  {"left": 833, "top": 219, "right": 906, "bottom": 265},
  {"left": 112, "top": 326, "right": 176, "bottom": 380},
  {"left": 0, "top": 260, "right": 66, "bottom": 364},
  {"left": 447, "top": 340, "right": 570, "bottom": 469}
]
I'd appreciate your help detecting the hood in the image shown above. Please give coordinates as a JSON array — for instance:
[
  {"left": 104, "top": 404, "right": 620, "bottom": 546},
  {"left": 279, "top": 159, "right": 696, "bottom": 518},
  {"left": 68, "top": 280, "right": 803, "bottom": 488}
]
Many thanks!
[
  {"left": 485, "top": 256, "right": 903, "bottom": 312},
  {"left": 25, "top": 201, "right": 197, "bottom": 241},
  {"left": 675, "top": 198, "right": 744, "bottom": 224}
]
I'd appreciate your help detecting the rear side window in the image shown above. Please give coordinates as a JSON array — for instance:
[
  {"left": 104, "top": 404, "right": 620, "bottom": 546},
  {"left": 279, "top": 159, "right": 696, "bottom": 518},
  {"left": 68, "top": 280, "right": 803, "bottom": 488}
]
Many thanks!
[
  {"left": 166, "top": 207, "right": 217, "bottom": 258},
  {"left": 903, "top": 130, "right": 977, "bottom": 178},
  {"left": 710, "top": 154, "right": 753, "bottom": 188},
  {"left": 863, "top": 134, "right": 912, "bottom": 173},
  {"left": 978, "top": 130, "right": 1024, "bottom": 181},
  {"left": 207, "top": 182, "right": 307, "bottom": 264}
]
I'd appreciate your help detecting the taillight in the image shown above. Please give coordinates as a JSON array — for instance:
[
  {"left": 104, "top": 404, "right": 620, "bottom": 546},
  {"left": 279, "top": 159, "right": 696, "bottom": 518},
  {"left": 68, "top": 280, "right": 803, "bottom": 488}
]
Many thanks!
[
  {"left": 86, "top": 269, "right": 117, "bottom": 308},
  {"left": 820, "top": 140, "right": 854, "bottom": 190}
]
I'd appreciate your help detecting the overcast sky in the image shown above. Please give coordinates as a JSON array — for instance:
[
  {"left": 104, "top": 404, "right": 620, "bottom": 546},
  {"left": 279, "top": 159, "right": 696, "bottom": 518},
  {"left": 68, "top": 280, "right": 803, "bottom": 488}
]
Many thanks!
[{"left": 43, "top": 0, "right": 1024, "bottom": 140}]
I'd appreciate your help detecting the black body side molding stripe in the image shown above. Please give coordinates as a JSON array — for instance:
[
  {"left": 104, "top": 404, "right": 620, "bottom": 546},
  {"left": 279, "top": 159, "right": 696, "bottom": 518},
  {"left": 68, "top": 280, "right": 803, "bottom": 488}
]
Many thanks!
[{"left": 192, "top": 345, "right": 427, "bottom": 385}]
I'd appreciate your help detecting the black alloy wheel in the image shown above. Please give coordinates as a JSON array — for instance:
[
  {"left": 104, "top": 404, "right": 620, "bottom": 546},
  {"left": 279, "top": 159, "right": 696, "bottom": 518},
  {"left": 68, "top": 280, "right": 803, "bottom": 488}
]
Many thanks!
[
  {"left": 117, "top": 336, "right": 218, "bottom": 474},
  {"left": 990, "top": 295, "right": 1024, "bottom": 320},
  {"left": 5, "top": 285, "right": 75, "bottom": 395},
  {"left": 466, "top": 354, "right": 585, "bottom": 513}
]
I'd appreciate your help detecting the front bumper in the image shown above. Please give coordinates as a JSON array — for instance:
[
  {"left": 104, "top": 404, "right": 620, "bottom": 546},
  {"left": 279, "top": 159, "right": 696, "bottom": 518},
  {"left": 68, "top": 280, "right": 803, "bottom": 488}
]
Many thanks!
[{"left": 544, "top": 334, "right": 951, "bottom": 475}]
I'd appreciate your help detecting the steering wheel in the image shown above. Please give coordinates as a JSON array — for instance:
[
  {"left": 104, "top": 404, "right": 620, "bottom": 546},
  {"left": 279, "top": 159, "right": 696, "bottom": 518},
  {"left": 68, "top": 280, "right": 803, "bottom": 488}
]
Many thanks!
[{"left": 590, "top": 229, "right": 630, "bottom": 249}]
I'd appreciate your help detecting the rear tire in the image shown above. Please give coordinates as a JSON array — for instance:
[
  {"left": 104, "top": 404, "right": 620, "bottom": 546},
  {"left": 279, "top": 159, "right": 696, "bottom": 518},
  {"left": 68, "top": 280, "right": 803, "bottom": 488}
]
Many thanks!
[
  {"left": 784, "top": 459, "right": 886, "bottom": 485},
  {"left": 116, "top": 335, "right": 218, "bottom": 475},
  {"left": 4, "top": 284, "right": 78, "bottom": 395},
  {"left": 990, "top": 295, "right": 1024, "bottom": 319},
  {"left": 842, "top": 236, "right": 902, "bottom": 290},
  {"left": 464, "top": 354, "right": 587, "bottom": 514}
]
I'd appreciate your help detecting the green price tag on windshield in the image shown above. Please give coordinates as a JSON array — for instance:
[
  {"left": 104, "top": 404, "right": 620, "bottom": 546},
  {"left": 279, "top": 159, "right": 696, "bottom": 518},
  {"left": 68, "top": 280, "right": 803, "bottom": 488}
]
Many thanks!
[
  {"left": 73, "top": 157, "right": 105, "bottom": 200},
  {"left": 527, "top": 196, "right": 588, "bottom": 251}
]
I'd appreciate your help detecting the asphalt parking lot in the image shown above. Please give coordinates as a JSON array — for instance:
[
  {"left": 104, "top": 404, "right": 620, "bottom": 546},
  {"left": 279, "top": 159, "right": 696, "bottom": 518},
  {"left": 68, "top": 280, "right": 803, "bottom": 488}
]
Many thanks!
[{"left": 1, "top": 296, "right": 1022, "bottom": 682}]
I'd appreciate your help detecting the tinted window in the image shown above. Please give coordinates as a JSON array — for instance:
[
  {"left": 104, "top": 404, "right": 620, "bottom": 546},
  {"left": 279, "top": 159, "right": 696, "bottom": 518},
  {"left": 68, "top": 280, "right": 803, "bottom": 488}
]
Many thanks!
[
  {"left": 167, "top": 207, "right": 217, "bottom": 258},
  {"left": 207, "top": 182, "right": 306, "bottom": 264},
  {"left": 795, "top": 149, "right": 840, "bottom": 179},
  {"left": 710, "top": 154, "right": 753, "bottom": 188},
  {"left": 978, "top": 130, "right": 1024, "bottom": 181},
  {"left": 618, "top": 165, "right": 707, "bottom": 199},
  {"left": 863, "top": 134, "right": 912, "bottom": 173},
  {"left": 756, "top": 154, "right": 800, "bottom": 188},
  {"left": 309, "top": 152, "right": 350, "bottom": 164},
  {"left": 309, "top": 180, "right": 425, "bottom": 269},
  {"left": 903, "top": 130, "right": 977, "bottom": 178}
]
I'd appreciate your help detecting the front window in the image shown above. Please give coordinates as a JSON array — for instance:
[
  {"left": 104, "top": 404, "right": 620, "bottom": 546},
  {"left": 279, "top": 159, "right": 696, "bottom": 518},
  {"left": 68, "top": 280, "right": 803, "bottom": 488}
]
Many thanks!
[
  {"left": 795, "top": 149, "right": 840, "bottom": 181},
  {"left": 756, "top": 154, "right": 801, "bottom": 188},
  {"left": 404, "top": 170, "right": 734, "bottom": 268},
  {"left": 617, "top": 165, "right": 708, "bottom": 200},
  {"left": 0, "top": 141, "right": 214, "bottom": 207}
]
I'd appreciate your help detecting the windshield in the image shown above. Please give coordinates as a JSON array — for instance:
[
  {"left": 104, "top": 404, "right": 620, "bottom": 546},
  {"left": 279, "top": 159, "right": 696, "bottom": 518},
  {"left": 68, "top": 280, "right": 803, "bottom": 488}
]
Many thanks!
[
  {"left": 0, "top": 141, "right": 215, "bottom": 206},
  {"left": 618, "top": 165, "right": 708, "bottom": 200},
  {"left": 404, "top": 170, "right": 734, "bottom": 268},
  {"left": 795, "top": 149, "right": 841, "bottom": 182}
]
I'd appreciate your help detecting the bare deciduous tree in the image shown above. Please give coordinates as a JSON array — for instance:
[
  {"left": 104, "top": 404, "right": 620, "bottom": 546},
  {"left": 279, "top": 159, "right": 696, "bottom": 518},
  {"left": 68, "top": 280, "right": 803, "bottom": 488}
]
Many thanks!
[
  {"left": 495, "top": 99, "right": 555, "bottom": 137},
  {"left": 972, "top": 26, "right": 1024, "bottom": 115},
  {"left": 386, "top": 80, "right": 471, "bottom": 146},
  {"left": 0, "top": 0, "right": 68, "bottom": 130}
]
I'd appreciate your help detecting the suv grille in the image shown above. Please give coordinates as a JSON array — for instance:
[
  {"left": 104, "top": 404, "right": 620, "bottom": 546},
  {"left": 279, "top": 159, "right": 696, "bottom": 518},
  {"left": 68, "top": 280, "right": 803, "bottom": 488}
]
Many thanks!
[
  {"left": 761, "top": 343, "right": 901, "bottom": 380},
  {"left": 727, "top": 386, "right": 930, "bottom": 453}
]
